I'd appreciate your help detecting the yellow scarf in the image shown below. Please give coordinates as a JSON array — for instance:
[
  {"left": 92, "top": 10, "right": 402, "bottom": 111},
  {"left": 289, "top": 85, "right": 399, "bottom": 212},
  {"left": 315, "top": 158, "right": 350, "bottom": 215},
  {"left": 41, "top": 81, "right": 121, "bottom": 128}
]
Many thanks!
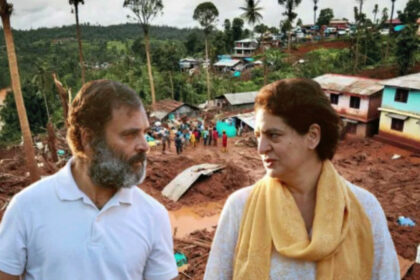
[{"left": 233, "top": 160, "right": 374, "bottom": 280}]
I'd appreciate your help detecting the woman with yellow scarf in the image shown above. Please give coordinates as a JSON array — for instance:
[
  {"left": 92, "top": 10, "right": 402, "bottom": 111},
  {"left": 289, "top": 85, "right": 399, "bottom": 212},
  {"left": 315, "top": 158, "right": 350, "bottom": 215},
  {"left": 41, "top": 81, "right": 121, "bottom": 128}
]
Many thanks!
[{"left": 204, "top": 78, "right": 399, "bottom": 280}]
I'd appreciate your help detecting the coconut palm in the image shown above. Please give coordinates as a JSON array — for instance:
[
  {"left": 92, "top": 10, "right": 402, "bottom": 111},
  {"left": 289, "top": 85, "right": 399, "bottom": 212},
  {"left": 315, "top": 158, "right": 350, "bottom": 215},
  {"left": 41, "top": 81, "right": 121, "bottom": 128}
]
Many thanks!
[
  {"left": 278, "top": 0, "right": 302, "bottom": 52},
  {"left": 390, "top": 0, "right": 396, "bottom": 32},
  {"left": 193, "top": 2, "right": 219, "bottom": 102},
  {"left": 313, "top": 0, "right": 318, "bottom": 25},
  {"left": 69, "top": 0, "right": 86, "bottom": 85},
  {"left": 0, "top": 0, "right": 40, "bottom": 181},
  {"left": 124, "top": 0, "right": 163, "bottom": 107},
  {"left": 240, "top": 0, "right": 263, "bottom": 38},
  {"left": 373, "top": 4, "right": 379, "bottom": 24}
]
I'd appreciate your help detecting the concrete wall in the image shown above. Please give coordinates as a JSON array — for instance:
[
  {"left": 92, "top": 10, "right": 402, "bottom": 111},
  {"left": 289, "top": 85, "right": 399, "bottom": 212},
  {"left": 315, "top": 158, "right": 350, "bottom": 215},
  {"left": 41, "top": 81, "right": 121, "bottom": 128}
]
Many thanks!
[
  {"left": 344, "top": 120, "right": 378, "bottom": 137},
  {"left": 381, "top": 87, "right": 420, "bottom": 114},
  {"left": 367, "top": 93, "right": 382, "bottom": 120},
  {"left": 379, "top": 111, "right": 420, "bottom": 142},
  {"left": 329, "top": 93, "right": 369, "bottom": 121}
]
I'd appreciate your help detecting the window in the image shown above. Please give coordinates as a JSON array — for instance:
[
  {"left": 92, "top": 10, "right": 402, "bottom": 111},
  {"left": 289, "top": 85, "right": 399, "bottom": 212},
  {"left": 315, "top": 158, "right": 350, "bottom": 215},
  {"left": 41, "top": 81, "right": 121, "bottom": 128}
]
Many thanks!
[
  {"left": 330, "top": 94, "right": 339, "bottom": 105},
  {"left": 350, "top": 96, "right": 360, "bottom": 109},
  {"left": 391, "top": 118, "right": 404, "bottom": 132},
  {"left": 394, "top": 88, "right": 408, "bottom": 103}
]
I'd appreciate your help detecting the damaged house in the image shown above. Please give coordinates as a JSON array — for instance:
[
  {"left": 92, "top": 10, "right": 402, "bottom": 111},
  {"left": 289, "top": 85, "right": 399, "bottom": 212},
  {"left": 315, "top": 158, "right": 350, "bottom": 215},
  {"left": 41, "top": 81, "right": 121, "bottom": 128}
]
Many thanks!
[
  {"left": 314, "top": 74, "right": 384, "bottom": 137},
  {"left": 376, "top": 73, "right": 420, "bottom": 152},
  {"left": 149, "top": 99, "right": 199, "bottom": 122}
]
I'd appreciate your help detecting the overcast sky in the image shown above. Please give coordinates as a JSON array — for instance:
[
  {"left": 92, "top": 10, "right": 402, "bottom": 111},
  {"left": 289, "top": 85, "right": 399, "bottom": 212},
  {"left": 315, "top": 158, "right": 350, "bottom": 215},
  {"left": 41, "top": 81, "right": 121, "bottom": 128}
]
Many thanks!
[{"left": 2, "top": 0, "right": 410, "bottom": 31}]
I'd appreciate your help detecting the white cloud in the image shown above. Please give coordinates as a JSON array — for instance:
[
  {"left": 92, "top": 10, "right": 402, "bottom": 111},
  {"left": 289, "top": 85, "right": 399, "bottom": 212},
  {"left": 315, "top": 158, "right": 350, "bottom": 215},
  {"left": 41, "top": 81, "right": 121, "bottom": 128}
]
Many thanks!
[{"left": 2, "top": 0, "right": 411, "bottom": 31}]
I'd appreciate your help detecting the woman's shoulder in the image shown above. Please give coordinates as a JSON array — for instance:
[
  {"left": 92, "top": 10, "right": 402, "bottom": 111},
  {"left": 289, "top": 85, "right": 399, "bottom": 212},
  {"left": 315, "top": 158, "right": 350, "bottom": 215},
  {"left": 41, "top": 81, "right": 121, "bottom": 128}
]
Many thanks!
[
  {"left": 224, "top": 186, "right": 254, "bottom": 214},
  {"left": 345, "top": 181, "right": 385, "bottom": 220}
]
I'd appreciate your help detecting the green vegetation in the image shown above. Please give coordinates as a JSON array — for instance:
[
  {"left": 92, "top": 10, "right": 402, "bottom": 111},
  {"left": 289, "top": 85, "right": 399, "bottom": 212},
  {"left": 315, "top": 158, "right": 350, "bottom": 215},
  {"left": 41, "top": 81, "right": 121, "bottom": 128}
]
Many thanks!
[{"left": 0, "top": 0, "right": 418, "bottom": 145}]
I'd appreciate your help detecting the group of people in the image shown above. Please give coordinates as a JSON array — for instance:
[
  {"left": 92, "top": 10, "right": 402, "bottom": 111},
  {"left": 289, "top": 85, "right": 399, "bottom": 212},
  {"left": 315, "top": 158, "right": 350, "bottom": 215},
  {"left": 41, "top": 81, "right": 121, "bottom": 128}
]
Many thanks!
[
  {"left": 0, "top": 79, "right": 400, "bottom": 280},
  {"left": 158, "top": 123, "right": 228, "bottom": 155}
]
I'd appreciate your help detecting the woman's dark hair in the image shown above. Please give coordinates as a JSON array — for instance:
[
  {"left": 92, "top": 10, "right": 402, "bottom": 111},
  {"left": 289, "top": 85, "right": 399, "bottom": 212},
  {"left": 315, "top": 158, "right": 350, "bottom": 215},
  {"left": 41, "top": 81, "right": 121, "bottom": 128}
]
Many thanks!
[
  {"left": 254, "top": 78, "right": 342, "bottom": 160},
  {"left": 67, "top": 80, "right": 143, "bottom": 157}
]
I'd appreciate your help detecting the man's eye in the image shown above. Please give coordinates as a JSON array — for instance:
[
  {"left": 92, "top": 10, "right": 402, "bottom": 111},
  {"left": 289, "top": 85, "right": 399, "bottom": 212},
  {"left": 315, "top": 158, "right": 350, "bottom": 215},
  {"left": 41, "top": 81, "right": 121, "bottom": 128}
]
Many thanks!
[{"left": 269, "top": 133, "right": 280, "bottom": 139}]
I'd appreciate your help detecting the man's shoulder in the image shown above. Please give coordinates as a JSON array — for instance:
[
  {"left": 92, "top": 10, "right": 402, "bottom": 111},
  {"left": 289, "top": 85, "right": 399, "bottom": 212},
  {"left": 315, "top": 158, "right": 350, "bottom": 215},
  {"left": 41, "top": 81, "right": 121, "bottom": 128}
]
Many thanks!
[
  {"left": 131, "top": 187, "right": 167, "bottom": 214},
  {"left": 12, "top": 172, "right": 59, "bottom": 205}
]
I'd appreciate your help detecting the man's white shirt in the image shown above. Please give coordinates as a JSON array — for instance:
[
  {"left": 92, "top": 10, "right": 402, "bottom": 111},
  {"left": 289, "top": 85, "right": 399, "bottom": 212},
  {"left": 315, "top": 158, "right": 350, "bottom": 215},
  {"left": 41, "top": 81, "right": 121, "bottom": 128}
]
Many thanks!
[{"left": 0, "top": 158, "right": 178, "bottom": 280}]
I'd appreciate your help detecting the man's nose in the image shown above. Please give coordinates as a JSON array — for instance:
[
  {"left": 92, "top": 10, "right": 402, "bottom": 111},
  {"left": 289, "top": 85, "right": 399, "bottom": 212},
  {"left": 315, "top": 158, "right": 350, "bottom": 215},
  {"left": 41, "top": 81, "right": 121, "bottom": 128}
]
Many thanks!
[{"left": 135, "top": 134, "right": 149, "bottom": 153}]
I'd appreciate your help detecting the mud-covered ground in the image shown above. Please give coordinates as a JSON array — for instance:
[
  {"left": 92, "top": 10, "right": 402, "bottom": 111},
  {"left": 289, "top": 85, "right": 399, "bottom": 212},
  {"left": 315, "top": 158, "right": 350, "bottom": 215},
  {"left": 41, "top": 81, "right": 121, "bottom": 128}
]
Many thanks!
[{"left": 0, "top": 133, "right": 418, "bottom": 279}]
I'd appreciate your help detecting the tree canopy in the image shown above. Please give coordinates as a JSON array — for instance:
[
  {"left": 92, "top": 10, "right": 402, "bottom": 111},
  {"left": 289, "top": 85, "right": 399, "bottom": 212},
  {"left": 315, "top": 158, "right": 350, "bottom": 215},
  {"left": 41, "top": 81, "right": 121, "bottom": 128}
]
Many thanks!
[
  {"left": 193, "top": 2, "right": 219, "bottom": 35},
  {"left": 317, "top": 8, "right": 334, "bottom": 26}
]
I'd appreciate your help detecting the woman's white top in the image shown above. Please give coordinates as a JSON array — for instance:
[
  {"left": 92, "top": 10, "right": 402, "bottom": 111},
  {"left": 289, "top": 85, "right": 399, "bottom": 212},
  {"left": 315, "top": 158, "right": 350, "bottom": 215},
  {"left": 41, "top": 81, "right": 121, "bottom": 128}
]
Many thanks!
[{"left": 204, "top": 182, "right": 400, "bottom": 280}]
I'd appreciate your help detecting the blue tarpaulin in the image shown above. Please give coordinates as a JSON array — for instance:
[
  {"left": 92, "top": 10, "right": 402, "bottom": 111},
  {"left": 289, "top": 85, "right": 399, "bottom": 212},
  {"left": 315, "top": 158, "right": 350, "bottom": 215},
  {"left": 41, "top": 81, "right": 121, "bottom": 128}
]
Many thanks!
[
  {"left": 233, "top": 71, "right": 241, "bottom": 77},
  {"left": 216, "top": 120, "right": 236, "bottom": 137},
  {"left": 394, "top": 25, "right": 405, "bottom": 32}
]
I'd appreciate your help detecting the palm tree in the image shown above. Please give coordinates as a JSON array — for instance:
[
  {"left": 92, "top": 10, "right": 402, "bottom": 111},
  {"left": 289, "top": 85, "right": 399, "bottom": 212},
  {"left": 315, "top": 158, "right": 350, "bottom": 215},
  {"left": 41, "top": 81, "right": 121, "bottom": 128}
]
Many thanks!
[
  {"left": 356, "top": 0, "right": 364, "bottom": 14},
  {"left": 313, "top": 0, "right": 319, "bottom": 25},
  {"left": 278, "top": 0, "right": 302, "bottom": 52},
  {"left": 0, "top": 0, "right": 40, "bottom": 182},
  {"left": 193, "top": 2, "right": 219, "bottom": 103},
  {"left": 124, "top": 0, "right": 163, "bottom": 107},
  {"left": 69, "top": 0, "right": 86, "bottom": 85},
  {"left": 373, "top": 4, "right": 379, "bottom": 24},
  {"left": 390, "top": 0, "right": 396, "bottom": 33},
  {"left": 239, "top": 0, "right": 263, "bottom": 38}
]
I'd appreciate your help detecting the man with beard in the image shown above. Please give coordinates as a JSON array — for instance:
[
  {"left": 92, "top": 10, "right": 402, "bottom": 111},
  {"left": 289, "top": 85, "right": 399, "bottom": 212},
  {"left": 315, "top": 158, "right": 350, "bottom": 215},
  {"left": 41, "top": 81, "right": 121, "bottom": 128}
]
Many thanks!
[{"left": 0, "top": 80, "right": 178, "bottom": 280}]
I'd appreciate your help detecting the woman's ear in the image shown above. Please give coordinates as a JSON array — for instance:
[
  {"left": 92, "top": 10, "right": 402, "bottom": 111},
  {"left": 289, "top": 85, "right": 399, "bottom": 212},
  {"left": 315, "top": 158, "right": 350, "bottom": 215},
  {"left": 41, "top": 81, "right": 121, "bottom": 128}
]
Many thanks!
[{"left": 306, "top": 124, "right": 321, "bottom": 150}]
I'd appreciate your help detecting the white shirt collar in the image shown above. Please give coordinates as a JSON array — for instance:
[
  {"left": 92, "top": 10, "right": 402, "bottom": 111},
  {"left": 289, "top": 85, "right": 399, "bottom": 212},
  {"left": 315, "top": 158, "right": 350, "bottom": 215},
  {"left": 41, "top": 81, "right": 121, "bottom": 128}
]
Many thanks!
[{"left": 55, "top": 157, "right": 134, "bottom": 206}]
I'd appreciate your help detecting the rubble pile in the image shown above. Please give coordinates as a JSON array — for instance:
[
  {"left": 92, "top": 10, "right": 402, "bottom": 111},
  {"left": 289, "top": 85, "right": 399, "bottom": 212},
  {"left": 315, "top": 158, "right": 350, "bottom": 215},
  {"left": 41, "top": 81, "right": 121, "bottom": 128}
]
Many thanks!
[
  {"left": 174, "top": 229, "right": 215, "bottom": 280},
  {"left": 141, "top": 151, "right": 253, "bottom": 211}
]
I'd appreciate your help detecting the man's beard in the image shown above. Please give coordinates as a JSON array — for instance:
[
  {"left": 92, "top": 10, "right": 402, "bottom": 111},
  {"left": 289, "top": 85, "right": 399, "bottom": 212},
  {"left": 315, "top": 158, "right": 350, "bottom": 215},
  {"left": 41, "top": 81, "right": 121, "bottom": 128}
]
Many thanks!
[{"left": 88, "top": 138, "right": 147, "bottom": 189}]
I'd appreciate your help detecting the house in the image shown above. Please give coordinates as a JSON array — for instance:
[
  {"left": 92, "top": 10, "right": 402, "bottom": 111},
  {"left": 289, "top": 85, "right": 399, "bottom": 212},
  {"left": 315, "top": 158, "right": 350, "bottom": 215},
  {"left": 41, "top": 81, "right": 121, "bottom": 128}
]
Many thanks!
[
  {"left": 376, "top": 73, "right": 420, "bottom": 152},
  {"left": 179, "top": 58, "right": 200, "bottom": 72},
  {"left": 234, "top": 111, "right": 256, "bottom": 131},
  {"left": 417, "top": 18, "right": 420, "bottom": 36},
  {"left": 329, "top": 19, "right": 349, "bottom": 30},
  {"left": 216, "top": 91, "right": 258, "bottom": 110},
  {"left": 314, "top": 74, "right": 384, "bottom": 137},
  {"left": 213, "top": 58, "right": 242, "bottom": 72},
  {"left": 233, "top": 38, "right": 258, "bottom": 58},
  {"left": 149, "top": 99, "right": 199, "bottom": 121},
  {"left": 386, "top": 19, "right": 402, "bottom": 26}
]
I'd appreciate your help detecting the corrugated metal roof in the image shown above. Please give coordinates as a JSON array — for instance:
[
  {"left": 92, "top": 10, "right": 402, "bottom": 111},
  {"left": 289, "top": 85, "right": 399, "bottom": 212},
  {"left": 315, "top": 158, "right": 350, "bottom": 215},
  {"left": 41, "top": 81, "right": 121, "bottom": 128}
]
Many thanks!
[
  {"left": 214, "top": 59, "right": 241, "bottom": 67},
  {"left": 235, "top": 38, "right": 258, "bottom": 44},
  {"left": 379, "top": 72, "right": 420, "bottom": 90},
  {"left": 235, "top": 111, "right": 256, "bottom": 129},
  {"left": 313, "top": 74, "right": 383, "bottom": 96},
  {"left": 150, "top": 99, "right": 199, "bottom": 120},
  {"left": 153, "top": 99, "right": 184, "bottom": 113},
  {"left": 224, "top": 91, "right": 258, "bottom": 106}
]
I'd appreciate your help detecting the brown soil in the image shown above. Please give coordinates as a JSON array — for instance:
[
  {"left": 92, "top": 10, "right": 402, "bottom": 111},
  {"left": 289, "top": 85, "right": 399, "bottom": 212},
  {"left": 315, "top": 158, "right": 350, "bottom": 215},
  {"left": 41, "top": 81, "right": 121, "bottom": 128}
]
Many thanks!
[
  {"left": 0, "top": 133, "right": 418, "bottom": 279},
  {"left": 356, "top": 62, "right": 420, "bottom": 79},
  {"left": 291, "top": 39, "right": 351, "bottom": 56}
]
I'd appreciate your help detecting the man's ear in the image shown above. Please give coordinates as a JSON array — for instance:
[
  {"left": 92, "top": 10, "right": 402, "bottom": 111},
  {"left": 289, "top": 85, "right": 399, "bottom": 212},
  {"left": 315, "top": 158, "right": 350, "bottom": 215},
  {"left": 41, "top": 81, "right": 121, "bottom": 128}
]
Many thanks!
[
  {"left": 306, "top": 123, "right": 321, "bottom": 150},
  {"left": 80, "top": 129, "right": 93, "bottom": 155}
]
